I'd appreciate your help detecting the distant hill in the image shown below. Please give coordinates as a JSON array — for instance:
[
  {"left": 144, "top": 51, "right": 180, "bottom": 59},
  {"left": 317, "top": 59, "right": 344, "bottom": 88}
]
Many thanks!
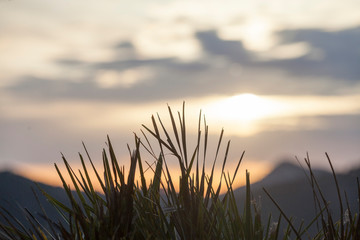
[
  {"left": 232, "top": 161, "right": 360, "bottom": 235},
  {"left": 0, "top": 171, "right": 69, "bottom": 228}
]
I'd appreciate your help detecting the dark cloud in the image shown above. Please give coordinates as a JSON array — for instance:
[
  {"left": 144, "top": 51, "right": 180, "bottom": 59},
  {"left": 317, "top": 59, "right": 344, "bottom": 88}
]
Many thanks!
[
  {"left": 7, "top": 77, "right": 92, "bottom": 101},
  {"left": 195, "top": 27, "right": 360, "bottom": 83},
  {"left": 6, "top": 59, "right": 214, "bottom": 103},
  {"left": 94, "top": 57, "right": 176, "bottom": 71},
  {"left": 4, "top": 27, "right": 360, "bottom": 103},
  {"left": 114, "top": 41, "right": 134, "bottom": 49},
  {"left": 257, "top": 27, "right": 360, "bottom": 81},
  {"left": 7, "top": 63, "right": 291, "bottom": 103},
  {"left": 56, "top": 59, "right": 88, "bottom": 67},
  {"left": 195, "top": 30, "right": 252, "bottom": 63}
]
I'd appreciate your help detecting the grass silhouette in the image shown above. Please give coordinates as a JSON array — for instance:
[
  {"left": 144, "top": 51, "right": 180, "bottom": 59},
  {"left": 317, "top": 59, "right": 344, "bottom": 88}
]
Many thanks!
[{"left": 0, "top": 103, "right": 359, "bottom": 239}]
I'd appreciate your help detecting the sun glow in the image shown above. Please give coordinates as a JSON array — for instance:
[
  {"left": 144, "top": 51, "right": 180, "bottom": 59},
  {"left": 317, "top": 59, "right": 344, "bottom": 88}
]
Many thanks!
[
  {"left": 211, "top": 93, "right": 282, "bottom": 121},
  {"left": 202, "top": 93, "right": 360, "bottom": 136},
  {"left": 202, "top": 93, "right": 287, "bottom": 136}
]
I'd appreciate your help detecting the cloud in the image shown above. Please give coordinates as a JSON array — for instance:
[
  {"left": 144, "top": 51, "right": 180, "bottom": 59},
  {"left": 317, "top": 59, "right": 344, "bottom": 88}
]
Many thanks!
[
  {"left": 196, "top": 27, "right": 360, "bottom": 83},
  {"left": 4, "top": 26, "right": 360, "bottom": 103},
  {"left": 195, "top": 30, "right": 251, "bottom": 62},
  {"left": 256, "top": 27, "right": 360, "bottom": 81}
]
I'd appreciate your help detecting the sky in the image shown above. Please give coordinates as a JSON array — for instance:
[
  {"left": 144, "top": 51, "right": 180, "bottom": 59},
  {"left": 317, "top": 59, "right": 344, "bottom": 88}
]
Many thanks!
[{"left": 1, "top": 0, "right": 360, "bottom": 188}]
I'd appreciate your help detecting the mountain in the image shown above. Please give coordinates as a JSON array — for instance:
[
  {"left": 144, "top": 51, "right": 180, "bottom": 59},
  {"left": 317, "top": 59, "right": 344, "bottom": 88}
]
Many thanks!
[
  {"left": 0, "top": 171, "right": 69, "bottom": 228},
  {"left": 232, "top": 161, "right": 360, "bottom": 234}
]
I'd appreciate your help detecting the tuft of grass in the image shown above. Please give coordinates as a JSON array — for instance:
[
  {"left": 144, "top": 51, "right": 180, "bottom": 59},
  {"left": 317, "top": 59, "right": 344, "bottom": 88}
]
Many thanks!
[
  {"left": 263, "top": 152, "right": 360, "bottom": 240},
  {"left": 0, "top": 103, "right": 359, "bottom": 239}
]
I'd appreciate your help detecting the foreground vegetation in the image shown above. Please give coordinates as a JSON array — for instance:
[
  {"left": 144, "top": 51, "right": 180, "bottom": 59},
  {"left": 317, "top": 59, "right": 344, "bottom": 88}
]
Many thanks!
[{"left": 1, "top": 104, "right": 359, "bottom": 239}]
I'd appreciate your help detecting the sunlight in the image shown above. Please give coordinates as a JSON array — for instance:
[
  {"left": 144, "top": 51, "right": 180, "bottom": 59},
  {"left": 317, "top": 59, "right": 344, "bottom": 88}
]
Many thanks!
[
  {"left": 204, "top": 93, "right": 285, "bottom": 123},
  {"left": 201, "top": 93, "right": 360, "bottom": 136},
  {"left": 213, "top": 93, "right": 280, "bottom": 120},
  {"left": 202, "top": 93, "right": 287, "bottom": 136}
]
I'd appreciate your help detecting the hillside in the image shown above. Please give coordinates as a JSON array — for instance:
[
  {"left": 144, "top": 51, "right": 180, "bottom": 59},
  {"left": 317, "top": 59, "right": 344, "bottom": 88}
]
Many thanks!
[
  {"left": 232, "top": 161, "right": 360, "bottom": 234},
  {"left": 0, "top": 171, "right": 69, "bottom": 228}
]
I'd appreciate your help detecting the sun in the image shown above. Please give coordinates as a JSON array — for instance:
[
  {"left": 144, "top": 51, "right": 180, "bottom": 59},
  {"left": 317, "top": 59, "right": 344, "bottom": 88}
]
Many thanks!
[
  {"left": 202, "top": 93, "right": 285, "bottom": 135},
  {"left": 207, "top": 93, "right": 281, "bottom": 122}
]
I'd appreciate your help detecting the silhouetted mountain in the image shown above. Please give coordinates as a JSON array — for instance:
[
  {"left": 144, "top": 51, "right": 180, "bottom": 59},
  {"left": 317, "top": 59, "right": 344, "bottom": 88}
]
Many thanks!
[
  {"left": 0, "top": 171, "right": 69, "bottom": 228},
  {"left": 259, "top": 161, "right": 328, "bottom": 186},
  {"left": 232, "top": 161, "right": 360, "bottom": 235}
]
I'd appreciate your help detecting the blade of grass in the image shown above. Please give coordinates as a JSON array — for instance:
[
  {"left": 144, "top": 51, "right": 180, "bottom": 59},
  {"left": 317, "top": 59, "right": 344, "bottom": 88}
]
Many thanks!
[
  {"left": 325, "top": 152, "right": 344, "bottom": 238},
  {"left": 263, "top": 187, "right": 301, "bottom": 239}
]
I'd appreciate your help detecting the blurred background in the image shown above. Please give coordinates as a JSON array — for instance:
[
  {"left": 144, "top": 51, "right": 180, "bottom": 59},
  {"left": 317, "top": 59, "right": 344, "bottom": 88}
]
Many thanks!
[{"left": 1, "top": 0, "right": 360, "bottom": 188}]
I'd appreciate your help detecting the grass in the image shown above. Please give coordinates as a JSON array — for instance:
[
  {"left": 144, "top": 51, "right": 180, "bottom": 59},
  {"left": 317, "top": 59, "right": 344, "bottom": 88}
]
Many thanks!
[{"left": 0, "top": 103, "right": 359, "bottom": 239}]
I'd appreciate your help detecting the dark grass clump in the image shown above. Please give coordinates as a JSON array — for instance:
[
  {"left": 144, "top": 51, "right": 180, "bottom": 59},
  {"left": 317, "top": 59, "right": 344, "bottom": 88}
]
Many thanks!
[{"left": 0, "top": 103, "right": 359, "bottom": 239}]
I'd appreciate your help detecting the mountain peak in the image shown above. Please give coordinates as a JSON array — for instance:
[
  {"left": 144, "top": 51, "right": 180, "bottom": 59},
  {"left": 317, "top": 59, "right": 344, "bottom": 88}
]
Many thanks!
[
  {"left": 260, "top": 161, "right": 306, "bottom": 186},
  {"left": 273, "top": 161, "right": 302, "bottom": 171},
  {"left": 259, "top": 161, "right": 331, "bottom": 186}
]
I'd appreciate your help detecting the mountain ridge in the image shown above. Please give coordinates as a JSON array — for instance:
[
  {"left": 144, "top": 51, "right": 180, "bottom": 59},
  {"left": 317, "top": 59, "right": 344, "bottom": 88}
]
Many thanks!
[
  {"left": 0, "top": 170, "right": 69, "bottom": 229},
  {"left": 232, "top": 161, "right": 359, "bottom": 235}
]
